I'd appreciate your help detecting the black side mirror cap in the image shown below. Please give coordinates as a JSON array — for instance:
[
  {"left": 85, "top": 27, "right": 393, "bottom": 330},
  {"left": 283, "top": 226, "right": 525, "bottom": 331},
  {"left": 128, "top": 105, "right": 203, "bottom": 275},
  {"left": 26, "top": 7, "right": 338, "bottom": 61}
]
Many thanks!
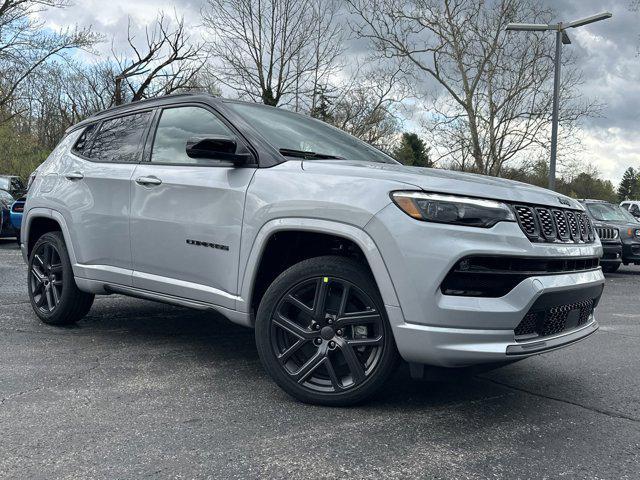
[{"left": 186, "top": 136, "right": 252, "bottom": 165}]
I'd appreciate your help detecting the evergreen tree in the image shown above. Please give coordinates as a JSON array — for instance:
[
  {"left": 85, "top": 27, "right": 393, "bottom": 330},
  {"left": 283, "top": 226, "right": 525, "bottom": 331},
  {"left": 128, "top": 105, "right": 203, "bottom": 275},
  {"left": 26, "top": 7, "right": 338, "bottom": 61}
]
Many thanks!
[
  {"left": 309, "top": 86, "right": 334, "bottom": 123},
  {"left": 617, "top": 167, "right": 639, "bottom": 201},
  {"left": 393, "top": 132, "right": 432, "bottom": 167}
]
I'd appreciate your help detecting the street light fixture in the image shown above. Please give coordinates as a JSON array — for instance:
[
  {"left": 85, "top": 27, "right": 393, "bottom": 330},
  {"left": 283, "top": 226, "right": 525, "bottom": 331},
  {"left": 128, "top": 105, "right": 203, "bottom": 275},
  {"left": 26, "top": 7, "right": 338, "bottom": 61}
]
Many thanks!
[{"left": 506, "top": 12, "right": 612, "bottom": 191}]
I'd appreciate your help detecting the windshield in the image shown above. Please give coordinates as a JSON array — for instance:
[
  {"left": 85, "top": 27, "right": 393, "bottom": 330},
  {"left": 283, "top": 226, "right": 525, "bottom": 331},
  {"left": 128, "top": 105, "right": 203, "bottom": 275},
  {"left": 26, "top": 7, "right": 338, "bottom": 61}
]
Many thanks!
[
  {"left": 226, "top": 102, "right": 397, "bottom": 164},
  {"left": 586, "top": 203, "right": 636, "bottom": 222}
]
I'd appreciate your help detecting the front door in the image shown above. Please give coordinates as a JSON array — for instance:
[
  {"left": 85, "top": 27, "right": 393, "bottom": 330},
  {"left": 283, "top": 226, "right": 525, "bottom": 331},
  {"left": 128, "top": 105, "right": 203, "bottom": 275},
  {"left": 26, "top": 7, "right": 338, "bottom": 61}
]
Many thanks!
[{"left": 130, "top": 105, "right": 256, "bottom": 309}]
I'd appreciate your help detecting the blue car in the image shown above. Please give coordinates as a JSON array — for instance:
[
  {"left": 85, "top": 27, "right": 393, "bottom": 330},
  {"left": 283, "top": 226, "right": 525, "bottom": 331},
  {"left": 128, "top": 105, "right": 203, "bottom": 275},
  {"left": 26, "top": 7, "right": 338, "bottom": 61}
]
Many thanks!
[
  {"left": 0, "top": 189, "right": 19, "bottom": 242},
  {"left": 10, "top": 196, "right": 25, "bottom": 244}
]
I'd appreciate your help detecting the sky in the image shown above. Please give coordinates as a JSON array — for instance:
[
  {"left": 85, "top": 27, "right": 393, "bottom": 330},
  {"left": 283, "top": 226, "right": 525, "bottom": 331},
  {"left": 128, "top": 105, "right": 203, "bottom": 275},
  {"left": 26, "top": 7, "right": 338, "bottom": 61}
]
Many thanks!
[{"left": 37, "top": 0, "right": 640, "bottom": 185}]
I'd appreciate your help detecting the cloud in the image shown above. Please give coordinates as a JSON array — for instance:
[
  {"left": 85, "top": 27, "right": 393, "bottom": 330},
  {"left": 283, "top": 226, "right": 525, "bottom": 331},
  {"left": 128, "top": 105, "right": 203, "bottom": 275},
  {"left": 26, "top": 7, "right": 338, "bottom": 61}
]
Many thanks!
[{"left": 33, "top": 0, "right": 640, "bottom": 185}]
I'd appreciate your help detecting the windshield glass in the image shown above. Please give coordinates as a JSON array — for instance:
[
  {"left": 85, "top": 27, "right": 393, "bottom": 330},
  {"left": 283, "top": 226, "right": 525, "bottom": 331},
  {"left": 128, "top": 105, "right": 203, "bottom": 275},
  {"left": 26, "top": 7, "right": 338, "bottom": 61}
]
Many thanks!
[
  {"left": 226, "top": 102, "right": 397, "bottom": 164},
  {"left": 586, "top": 203, "right": 636, "bottom": 222}
]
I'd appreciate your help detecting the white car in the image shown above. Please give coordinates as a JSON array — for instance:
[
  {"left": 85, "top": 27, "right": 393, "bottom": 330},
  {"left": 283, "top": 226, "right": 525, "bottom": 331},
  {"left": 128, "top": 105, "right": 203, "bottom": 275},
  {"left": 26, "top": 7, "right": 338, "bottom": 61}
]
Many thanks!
[{"left": 20, "top": 94, "right": 605, "bottom": 405}]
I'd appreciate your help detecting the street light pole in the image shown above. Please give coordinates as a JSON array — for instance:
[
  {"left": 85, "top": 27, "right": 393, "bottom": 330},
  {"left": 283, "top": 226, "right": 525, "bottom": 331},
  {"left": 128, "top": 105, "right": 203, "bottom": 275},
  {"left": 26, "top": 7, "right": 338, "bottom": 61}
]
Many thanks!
[
  {"left": 506, "top": 12, "right": 612, "bottom": 191},
  {"left": 549, "top": 26, "right": 562, "bottom": 191}
]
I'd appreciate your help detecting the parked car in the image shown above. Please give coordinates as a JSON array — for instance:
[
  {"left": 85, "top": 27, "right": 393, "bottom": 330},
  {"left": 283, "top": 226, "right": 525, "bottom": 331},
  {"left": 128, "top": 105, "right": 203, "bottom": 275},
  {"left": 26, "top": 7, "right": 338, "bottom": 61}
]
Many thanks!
[
  {"left": 0, "top": 189, "right": 19, "bottom": 240},
  {"left": 582, "top": 199, "right": 640, "bottom": 269},
  {"left": 20, "top": 94, "right": 605, "bottom": 405},
  {"left": 0, "top": 175, "right": 26, "bottom": 198},
  {"left": 620, "top": 200, "right": 640, "bottom": 220},
  {"left": 10, "top": 196, "right": 25, "bottom": 245},
  {"left": 579, "top": 200, "right": 623, "bottom": 272}
]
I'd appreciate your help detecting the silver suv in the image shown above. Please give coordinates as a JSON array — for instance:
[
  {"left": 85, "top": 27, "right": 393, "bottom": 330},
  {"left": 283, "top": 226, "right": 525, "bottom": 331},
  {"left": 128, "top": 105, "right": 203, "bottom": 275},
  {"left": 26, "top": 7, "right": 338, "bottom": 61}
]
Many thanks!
[{"left": 21, "top": 94, "right": 605, "bottom": 405}]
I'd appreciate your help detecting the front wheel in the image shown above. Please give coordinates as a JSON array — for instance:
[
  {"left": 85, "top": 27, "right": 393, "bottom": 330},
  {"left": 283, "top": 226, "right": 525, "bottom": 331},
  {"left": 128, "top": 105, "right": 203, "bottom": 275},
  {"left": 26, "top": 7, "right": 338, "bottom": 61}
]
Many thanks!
[
  {"left": 27, "top": 231, "right": 94, "bottom": 325},
  {"left": 255, "top": 256, "right": 399, "bottom": 406}
]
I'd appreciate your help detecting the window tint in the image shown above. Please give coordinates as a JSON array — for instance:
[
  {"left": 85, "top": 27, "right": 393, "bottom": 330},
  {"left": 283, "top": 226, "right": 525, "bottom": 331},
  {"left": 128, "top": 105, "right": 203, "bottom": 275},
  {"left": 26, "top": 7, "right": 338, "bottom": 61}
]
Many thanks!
[
  {"left": 151, "top": 106, "right": 233, "bottom": 164},
  {"left": 89, "top": 112, "right": 152, "bottom": 163},
  {"left": 72, "top": 124, "right": 97, "bottom": 157}
]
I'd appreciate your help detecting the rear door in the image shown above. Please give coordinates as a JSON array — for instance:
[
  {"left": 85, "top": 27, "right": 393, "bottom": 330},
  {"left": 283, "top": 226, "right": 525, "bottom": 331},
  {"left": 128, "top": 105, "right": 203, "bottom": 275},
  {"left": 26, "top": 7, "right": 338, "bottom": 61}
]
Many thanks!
[
  {"left": 130, "top": 104, "right": 256, "bottom": 308},
  {"left": 61, "top": 111, "right": 153, "bottom": 285}
]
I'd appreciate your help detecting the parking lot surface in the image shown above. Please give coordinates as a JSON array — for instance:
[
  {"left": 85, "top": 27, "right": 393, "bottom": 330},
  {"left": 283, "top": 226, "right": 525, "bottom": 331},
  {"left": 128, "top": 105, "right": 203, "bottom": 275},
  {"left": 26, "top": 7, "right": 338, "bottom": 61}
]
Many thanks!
[{"left": 1, "top": 239, "right": 639, "bottom": 479}]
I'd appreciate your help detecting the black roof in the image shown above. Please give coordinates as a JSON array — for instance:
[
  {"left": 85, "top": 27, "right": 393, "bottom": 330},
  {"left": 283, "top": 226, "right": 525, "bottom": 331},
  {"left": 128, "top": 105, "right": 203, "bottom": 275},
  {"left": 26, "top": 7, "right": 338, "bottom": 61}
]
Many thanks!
[{"left": 68, "top": 93, "right": 223, "bottom": 132}]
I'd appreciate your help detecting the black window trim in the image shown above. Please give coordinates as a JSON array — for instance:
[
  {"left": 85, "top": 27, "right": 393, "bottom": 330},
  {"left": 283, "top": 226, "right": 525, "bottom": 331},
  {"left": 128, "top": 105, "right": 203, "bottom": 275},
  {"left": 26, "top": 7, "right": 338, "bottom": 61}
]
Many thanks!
[
  {"left": 70, "top": 108, "right": 156, "bottom": 164},
  {"left": 142, "top": 101, "right": 258, "bottom": 168}
]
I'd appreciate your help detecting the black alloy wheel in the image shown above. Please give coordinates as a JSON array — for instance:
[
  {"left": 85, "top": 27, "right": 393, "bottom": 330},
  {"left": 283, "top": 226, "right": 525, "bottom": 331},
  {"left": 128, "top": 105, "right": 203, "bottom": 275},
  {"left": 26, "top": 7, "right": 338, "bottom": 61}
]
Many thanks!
[
  {"left": 30, "top": 241, "right": 64, "bottom": 314},
  {"left": 255, "top": 256, "right": 398, "bottom": 406},
  {"left": 28, "top": 231, "right": 94, "bottom": 325}
]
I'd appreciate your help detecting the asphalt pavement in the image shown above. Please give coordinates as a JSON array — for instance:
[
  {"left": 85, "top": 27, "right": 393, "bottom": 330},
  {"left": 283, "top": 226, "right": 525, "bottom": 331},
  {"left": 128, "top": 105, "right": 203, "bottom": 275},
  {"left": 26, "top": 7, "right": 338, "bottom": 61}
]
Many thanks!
[{"left": 0, "top": 239, "right": 638, "bottom": 479}]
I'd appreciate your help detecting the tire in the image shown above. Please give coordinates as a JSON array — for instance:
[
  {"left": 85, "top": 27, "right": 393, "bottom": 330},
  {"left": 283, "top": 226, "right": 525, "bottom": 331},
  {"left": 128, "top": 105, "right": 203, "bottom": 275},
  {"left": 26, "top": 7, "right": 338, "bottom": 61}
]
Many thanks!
[
  {"left": 255, "top": 255, "right": 399, "bottom": 406},
  {"left": 27, "top": 231, "right": 94, "bottom": 325},
  {"left": 602, "top": 263, "right": 620, "bottom": 273}
]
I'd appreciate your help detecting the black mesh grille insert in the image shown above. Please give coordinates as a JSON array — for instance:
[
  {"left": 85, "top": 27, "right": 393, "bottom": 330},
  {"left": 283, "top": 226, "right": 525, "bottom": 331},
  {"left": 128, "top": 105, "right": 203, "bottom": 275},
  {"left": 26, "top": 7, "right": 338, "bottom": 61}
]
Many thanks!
[
  {"left": 513, "top": 205, "right": 593, "bottom": 244},
  {"left": 515, "top": 206, "right": 537, "bottom": 236},
  {"left": 514, "top": 299, "right": 595, "bottom": 340},
  {"left": 535, "top": 208, "right": 556, "bottom": 239}
]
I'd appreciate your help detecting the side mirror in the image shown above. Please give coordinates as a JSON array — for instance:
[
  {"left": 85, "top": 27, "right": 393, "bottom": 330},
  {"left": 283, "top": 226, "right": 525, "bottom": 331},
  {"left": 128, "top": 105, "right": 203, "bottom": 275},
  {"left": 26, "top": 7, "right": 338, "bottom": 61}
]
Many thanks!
[{"left": 185, "top": 135, "right": 252, "bottom": 165}]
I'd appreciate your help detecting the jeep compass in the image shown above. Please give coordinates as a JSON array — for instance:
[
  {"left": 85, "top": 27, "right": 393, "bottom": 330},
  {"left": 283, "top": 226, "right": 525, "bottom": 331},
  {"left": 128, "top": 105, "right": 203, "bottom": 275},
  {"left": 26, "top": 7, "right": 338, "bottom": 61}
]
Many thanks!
[{"left": 20, "top": 94, "right": 605, "bottom": 405}]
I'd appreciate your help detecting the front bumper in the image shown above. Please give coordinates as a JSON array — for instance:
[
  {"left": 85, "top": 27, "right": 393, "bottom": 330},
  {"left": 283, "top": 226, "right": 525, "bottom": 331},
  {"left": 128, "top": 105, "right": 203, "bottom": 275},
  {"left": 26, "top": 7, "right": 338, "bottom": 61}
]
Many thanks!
[
  {"left": 621, "top": 241, "right": 640, "bottom": 264},
  {"left": 601, "top": 241, "right": 622, "bottom": 265},
  {"left": 366, "top": 204, "right": 605, "bottom": 367}
]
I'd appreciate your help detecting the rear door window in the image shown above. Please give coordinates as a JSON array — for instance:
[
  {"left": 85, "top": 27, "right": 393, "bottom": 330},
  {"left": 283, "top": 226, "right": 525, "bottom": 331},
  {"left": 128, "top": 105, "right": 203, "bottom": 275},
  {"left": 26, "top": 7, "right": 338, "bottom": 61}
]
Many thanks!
[{"left": 89, "top": 111, "right": 152, "bottom": 163}]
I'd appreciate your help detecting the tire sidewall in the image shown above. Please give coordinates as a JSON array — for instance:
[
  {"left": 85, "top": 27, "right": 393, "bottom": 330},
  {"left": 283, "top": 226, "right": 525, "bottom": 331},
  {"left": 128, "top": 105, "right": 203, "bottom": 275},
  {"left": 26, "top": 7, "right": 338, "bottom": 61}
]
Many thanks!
[{"left": 255, "top": 255, "right": 398, "bottom": 406}]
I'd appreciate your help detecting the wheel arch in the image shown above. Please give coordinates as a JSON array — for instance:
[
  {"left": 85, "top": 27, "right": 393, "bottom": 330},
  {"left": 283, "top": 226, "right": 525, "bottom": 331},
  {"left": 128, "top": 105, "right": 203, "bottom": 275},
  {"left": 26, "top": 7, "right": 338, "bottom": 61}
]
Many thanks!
[
  {"left": 23, "top": 208, "right": 78, "bottom": 265},
  {"left": 238, "top": 218, "right": 401, "bottom": 323}
]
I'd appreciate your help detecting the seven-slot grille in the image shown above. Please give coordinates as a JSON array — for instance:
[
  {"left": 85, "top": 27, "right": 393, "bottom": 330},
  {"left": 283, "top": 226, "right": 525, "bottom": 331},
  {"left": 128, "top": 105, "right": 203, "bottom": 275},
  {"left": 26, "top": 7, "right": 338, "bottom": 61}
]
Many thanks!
[
  {"left": 513, "top": 205, "right": 595, "bottom": 244},
  {"left": 595, "top": 226, "right": 618, "bottom": 240}
]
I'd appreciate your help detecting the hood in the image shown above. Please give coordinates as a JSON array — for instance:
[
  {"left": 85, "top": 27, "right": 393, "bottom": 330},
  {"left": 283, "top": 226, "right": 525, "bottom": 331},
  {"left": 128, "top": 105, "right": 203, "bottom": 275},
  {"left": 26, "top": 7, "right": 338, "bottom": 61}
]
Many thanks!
[{"left": 302, "top": 161, "right": 583, "bottom": 210}]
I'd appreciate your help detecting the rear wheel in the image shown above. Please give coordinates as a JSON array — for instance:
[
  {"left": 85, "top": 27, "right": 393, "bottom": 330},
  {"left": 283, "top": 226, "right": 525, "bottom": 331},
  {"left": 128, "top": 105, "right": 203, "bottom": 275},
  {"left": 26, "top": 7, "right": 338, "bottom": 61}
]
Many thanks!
[
  {"left": 255, "top": 256, "right": 398, "bottom": 406},
  {"left": 27, "top": 232, "right": 94, "bottom": 325}
]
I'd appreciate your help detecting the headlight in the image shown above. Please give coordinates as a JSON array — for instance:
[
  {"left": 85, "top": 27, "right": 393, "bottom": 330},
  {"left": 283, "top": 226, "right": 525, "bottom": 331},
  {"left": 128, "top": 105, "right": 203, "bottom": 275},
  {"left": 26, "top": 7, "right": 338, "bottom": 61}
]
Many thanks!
[
  {"left": 391, "top": 191, "right": 516, "bottom": 227},
  {"left": 627, "top": 228, "right": 640, "bottom": 238}
]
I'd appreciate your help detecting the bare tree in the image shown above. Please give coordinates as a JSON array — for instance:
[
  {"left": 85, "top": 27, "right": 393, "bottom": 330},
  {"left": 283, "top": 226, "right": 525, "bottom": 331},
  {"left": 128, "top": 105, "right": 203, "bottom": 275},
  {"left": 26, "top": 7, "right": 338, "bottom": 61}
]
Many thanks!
[
  {"left": 0, "top": 0, "right": 97, "bottom": 122},
  {"left": 202, "top": 0, "right": 344, "bottom": 107},
  {"left": 347, "top": 0, "right": 598, "bottom": 175},
  {"left": 113, "top": 12, "right": 206, "bottom": 105},
  {"left": 320, "top": 66, "right": 408, "bottom": 149}
]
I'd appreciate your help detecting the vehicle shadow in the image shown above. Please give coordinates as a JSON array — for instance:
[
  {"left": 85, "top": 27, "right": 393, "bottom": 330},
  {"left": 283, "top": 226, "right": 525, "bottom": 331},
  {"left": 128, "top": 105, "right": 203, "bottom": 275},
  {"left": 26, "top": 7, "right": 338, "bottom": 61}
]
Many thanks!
[{"left": 61, "top": 295, "right": 586, "bottom": 421}]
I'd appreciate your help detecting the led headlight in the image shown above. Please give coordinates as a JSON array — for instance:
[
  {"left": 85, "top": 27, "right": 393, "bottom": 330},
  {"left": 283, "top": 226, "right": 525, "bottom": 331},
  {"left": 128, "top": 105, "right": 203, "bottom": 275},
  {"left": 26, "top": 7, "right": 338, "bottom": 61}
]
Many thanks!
[{"left": 391, "top": 191, "right": 516, "bottom": 228}]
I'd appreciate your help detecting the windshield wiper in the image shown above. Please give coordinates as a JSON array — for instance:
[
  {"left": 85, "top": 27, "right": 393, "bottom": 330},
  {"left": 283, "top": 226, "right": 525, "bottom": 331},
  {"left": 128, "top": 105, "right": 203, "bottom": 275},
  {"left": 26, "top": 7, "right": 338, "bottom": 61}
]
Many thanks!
[{"left": 279, "top": 148, "right": 345, "bottom": 160}]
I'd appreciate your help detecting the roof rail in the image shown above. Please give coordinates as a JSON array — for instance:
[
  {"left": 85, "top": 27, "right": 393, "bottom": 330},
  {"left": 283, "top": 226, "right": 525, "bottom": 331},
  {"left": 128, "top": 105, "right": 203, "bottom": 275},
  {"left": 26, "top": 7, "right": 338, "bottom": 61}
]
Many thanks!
[{"left": 90, "top": 92, "right": 203, "bottom": 118}]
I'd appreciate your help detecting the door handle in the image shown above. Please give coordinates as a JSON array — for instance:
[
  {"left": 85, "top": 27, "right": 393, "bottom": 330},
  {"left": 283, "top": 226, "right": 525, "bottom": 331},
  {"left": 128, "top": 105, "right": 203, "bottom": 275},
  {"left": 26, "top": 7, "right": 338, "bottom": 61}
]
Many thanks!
[
  {"left": 65, "top": 171, "right": 84, "bottom": 180},
  {"left": 135, "top": 176, "right": 162, "bottom": 186}
]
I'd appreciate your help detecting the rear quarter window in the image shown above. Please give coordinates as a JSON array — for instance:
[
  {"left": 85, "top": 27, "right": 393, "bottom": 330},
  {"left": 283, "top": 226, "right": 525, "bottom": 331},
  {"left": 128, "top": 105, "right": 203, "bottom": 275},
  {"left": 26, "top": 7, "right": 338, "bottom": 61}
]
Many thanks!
[{"left": 72, "top": 124, "right": 98, "bottom": 157}]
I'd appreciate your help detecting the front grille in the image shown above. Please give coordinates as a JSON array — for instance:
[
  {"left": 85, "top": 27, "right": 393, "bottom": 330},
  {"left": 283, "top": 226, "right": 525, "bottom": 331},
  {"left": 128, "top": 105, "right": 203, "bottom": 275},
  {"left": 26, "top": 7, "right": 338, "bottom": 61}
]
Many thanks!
[
  {"left": 514, "top": 205, "right": 594, "bottom": 244},
  {"left": 441, "top": 256, "right": 600, "bottom": 297},
  {"left": 595, "top": 226, "right": 618, "bottom": 240},
  {"left": 514, "top": 299, "right": 595, "bottom": 341}
]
